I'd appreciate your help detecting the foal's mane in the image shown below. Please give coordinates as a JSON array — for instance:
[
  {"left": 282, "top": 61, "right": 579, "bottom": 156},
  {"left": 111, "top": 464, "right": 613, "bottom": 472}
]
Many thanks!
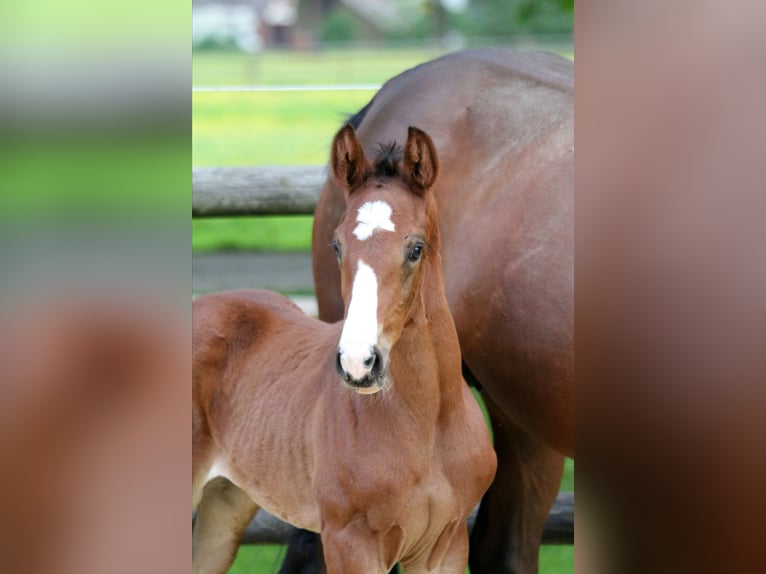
[{"left": 371, "top": 142, "right": 402, "bottom": 178}]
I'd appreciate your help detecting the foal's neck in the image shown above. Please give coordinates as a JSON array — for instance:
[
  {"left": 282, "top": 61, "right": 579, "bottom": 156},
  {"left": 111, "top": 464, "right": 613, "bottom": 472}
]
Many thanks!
[{"left": 389, "top": 250, "right": 464, "bottom": 413}]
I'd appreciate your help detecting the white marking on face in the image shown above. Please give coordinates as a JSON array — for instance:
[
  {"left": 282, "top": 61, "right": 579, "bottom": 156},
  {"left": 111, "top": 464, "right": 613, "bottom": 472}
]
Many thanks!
[
  {"left": 353, "top": 200, "right": 395, "bottom": 241},
  {"left": 338, "top": 259, "right": 379, "bottom": 380}
]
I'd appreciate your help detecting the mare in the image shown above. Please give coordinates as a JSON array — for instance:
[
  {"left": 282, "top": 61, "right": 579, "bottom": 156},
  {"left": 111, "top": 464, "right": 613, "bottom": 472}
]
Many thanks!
[
  {"left": 303, "top": 49, "right": 574, "bottom": 573},
  {"left": 192, "top": 125, "right": 497, "bottom": 573}
]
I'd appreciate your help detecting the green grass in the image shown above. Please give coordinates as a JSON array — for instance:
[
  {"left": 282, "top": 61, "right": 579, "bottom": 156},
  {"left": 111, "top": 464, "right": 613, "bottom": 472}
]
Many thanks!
[
  {"left": 192, "top": 48, "right": 454, "bottom": 170},
  {"left": 229, "top": 544, "right": 573, "bottom": 574},
  {"left": 540, "top": 545, "right": 575, "bottom": 573},
  {"left": 193, "top": 48, "right": 572, "bottom": 87},
  {"left": 193, "top": 48, "right": 453, "bottom": 87},
  {"left": 193, "top": 216, "right": 314, "bottom": 252},
  {"left": 228, "top": 545, "right": 286, "bottom": 574},
  {"left": 193, "top": 90, "right": 374, "bottom": 167}
]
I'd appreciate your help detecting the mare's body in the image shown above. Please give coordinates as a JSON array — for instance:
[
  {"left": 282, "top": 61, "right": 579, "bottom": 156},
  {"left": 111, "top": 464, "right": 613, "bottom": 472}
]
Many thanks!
[{"left": 310, "top": 49, "right": 573, "bottom": 573}]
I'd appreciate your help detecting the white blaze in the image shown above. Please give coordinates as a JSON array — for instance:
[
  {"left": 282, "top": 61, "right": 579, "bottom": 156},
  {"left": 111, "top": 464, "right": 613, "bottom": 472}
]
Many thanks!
[
  {"left": 338, "top": 259, "right": 378, "bottom": 380},
  {"left": 353, "top": 200, "right": 395, "bottom": 241}
]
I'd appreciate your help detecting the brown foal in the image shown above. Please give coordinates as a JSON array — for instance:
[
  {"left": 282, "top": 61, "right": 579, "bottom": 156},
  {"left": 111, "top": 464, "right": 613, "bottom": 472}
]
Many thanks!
[{"left": 192, "top": 125, "right": 496, "bottom": 573}]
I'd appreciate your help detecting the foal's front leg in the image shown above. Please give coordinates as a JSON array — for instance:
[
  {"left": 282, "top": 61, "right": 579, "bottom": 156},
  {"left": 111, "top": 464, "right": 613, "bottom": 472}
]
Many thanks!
[
  {"left": 321, "top": 519, "right": 404, "bottom": 574},
  {"left": 400, "top": 521, "right": 468, "bottom": 574},
  {"left": 433, "top": 522, "right": 469, "bottom": 573}
]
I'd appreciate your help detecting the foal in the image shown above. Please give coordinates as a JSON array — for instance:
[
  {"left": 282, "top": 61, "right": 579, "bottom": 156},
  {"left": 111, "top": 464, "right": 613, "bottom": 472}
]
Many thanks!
[{"left": 192, "top": 125, "right": 496, "bottom": 573}]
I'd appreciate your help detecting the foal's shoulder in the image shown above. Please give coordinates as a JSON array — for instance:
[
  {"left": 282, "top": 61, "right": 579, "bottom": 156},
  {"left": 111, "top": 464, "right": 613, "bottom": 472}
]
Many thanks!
[
  {"left": 193, "top": 289, "right": 303, "bottom": 328},
  {"left": 194, "top": 290, "right": 316, "bottom": 366}
]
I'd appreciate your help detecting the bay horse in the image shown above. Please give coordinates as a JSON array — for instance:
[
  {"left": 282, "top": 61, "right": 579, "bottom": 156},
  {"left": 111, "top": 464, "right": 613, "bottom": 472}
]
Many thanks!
[
  {"left": 303, "top": 49, "right": 573, "bottom": 573},
  {"left": 192, "top": 125, "right": 497, "bottom": 573}
]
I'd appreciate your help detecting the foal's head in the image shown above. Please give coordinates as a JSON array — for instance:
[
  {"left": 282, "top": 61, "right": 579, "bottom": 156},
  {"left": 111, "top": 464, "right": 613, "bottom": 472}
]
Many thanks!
[{"left": 329, "top": 124, "right": 439, "bottom": 395}]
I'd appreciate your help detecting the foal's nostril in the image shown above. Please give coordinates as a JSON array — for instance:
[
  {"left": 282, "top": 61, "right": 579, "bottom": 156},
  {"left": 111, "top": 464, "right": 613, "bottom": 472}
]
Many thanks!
[
  {"left": 370, "top": 346, "right": 384, "bottom": 377},
  {"left": 336, "top": 350, "right": 350, "bottom": 381},
  {"left": 363, "top": 354, "right": 375, "bottom": 369}
]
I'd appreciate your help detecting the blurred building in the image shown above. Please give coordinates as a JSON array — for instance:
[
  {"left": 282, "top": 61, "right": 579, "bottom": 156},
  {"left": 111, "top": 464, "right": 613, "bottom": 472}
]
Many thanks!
[
  {"left": 192, "top": 1, "right": 262, "bottom": 52},
  {"left": 192, "top": 0, "right": 427, "bottom": 50},
  {"left": 193, "top": 0, "right": 573, "bottom": 51},
  {"left": 259, "top": 0, "right": 299, "bottom": 46},
  {"left": 296, "top": 0, "right": 426, "bottom": 44}
]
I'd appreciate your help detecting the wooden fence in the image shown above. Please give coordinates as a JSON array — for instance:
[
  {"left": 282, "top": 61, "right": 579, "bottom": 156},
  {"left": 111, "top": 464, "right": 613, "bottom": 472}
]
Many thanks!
[
  {"left": 193, "top": 166, "right": 326, "bottom": 217},
  {"left": 192, "top": 165, "right": 574, "bottom": 545}
]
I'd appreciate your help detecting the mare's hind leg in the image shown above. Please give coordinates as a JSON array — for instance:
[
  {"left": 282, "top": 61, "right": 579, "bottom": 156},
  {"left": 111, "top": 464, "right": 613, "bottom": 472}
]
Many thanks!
[
  {"left": 193, "top": 477, "right": 259, "bottom": 574},
  {"left": 469, "top": 394, "right": 564, "bottom": 574}
]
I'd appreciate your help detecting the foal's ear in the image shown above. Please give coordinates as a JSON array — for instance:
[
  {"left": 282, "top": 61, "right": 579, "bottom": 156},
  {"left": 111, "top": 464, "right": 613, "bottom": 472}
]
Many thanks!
[
  {"left": 403, "top": 126, "right": 438, "bottom": 193},
  {"left": 330, "top": 124, "right": 371, "bottom": 193}
]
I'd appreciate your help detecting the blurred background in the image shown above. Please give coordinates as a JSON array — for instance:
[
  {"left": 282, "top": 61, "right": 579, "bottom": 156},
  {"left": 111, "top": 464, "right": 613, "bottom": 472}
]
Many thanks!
[
  {"left": 192, "top": 0, "right": 573, "bottom": 292},
  {"left": 193, "top": 1, "right": 573, "bottom": 572}
]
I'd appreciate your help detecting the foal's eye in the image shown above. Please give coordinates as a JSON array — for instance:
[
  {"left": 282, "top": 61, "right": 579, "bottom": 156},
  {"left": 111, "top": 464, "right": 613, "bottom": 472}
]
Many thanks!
[
  {"left": 331, "top": 240, "right": 341, "bottom": 260},
  {"left": 408, "top": 244, "right": 423, "bottom": 262}
]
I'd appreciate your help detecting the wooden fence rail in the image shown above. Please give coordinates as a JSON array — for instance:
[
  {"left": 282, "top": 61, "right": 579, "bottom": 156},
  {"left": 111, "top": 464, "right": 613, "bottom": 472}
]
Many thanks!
[
  {"left": 193, "top": 166, "right": 326, "bottom": 217},
  {"left": 237, "top": 492, "right": 573, "bottom": 546}
]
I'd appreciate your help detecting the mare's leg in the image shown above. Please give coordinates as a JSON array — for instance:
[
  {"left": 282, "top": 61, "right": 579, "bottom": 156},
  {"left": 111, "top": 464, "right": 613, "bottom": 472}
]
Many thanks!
[
  {"left": 278, "top": 528, "right": 327, "bottom": 574},
  {"left": 192, "top": 477, "right": 259, "bottom": 574},
  {"left": 469, "top": 394, "right": 564, "bottom": 574}
]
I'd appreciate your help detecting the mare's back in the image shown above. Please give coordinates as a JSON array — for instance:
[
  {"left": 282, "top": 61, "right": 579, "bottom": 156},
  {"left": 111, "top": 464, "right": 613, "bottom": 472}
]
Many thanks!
[{"left": 358, "top": 49, "right": 572, "bottom": 154}]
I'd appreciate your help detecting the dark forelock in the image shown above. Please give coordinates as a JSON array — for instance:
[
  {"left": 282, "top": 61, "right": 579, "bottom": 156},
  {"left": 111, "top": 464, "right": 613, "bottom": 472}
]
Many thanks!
[{"left": 371, "top": 142, "right": 402, "bottom": 178}]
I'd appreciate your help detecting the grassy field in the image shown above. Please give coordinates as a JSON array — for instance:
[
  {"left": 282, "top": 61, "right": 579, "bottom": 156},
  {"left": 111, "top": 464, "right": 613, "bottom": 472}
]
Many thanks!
[
  {"left": 194, "top": 47, "right": 573, "bottom": 573},
  {"left": 231, "top": 543, "right": 575, "bottom": 574},
  {"left": 194, "top": 48, "right": 457, "bottom": 87},
  {"left": 192, "top": 48, "right": 572, "bottom": 253},
  {"left": 193, "top": 48, "right": 456, "bottom": 169},
  {"left": 193, "top": 89, "right": 373, "bottom": 167},
  {"left": 193, "top": 49, "right": 453, "bottom": 252}
]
